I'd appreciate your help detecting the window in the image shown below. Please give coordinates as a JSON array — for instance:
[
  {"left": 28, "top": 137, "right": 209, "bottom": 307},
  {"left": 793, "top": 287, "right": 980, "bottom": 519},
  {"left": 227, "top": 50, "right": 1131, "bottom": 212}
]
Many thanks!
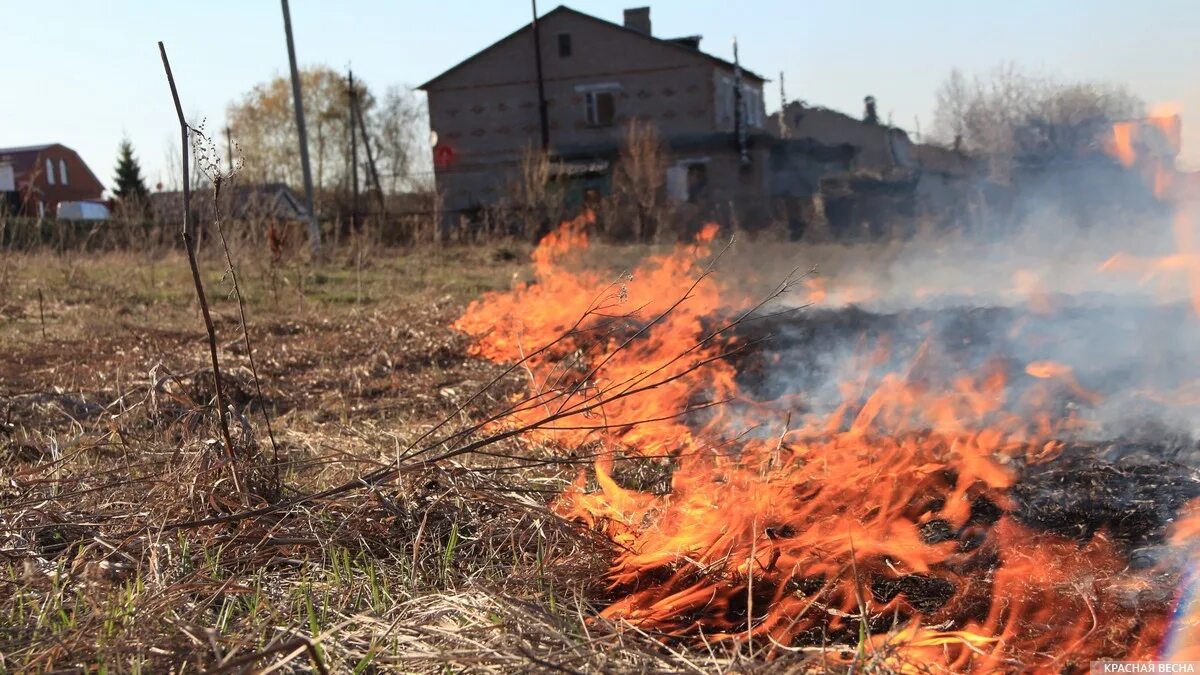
[
  {"left": 744, "top": 88, "right": 763, "bottom": 127},
  {"left": 716, "top": 76, "right": 734, "bottom": 128},
  {"left": 45, "top": 158, "right": 55, "bottom": 185},
  {"left": 716, "top": 77, "right": 763, "bottom": 129},
  {"left": 576, "top": 83, "right": 620, "bottom": 127},
  {"left": 557, "top": 33, "right": 572, "bottom": 57},
  {"left": 59, "top": 159, "right": 69, "bottom": 185},
  {"left": 585, "top": 91, "right": 615, "bottom": 127},
  {"left": 666, "top": 160, "right": 709, "bottom": 203}
]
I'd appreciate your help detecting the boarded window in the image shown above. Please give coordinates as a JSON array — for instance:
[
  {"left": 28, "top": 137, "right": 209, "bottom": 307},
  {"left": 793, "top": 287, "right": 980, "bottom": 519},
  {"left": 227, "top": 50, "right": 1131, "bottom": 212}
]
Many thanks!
[
  {"left": 59, "top": 159, "right": 69, "bottom": 185},
  {"left": 585, "top": 91, "right": 615, "bottom": 127},
  {"left": 557, "top": 33, "right": 572, "bottom": 57},
  {"left": 45, "top": 158, "right": 55, "bottom": 185}
]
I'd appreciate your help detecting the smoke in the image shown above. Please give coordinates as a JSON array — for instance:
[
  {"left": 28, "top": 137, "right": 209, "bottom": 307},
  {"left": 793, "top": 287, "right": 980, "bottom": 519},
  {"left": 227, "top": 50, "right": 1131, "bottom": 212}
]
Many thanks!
[{"left": 724, "top": 164, "right": 1200, "bottom": 443}]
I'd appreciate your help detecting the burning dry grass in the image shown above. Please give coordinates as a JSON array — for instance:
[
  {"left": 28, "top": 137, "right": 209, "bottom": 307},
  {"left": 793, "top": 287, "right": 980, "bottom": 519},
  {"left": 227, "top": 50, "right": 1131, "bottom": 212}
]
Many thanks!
[
  {"left": 452, "top": 217, "right": 1200, "bottom": 672},
  {"left": 4, "top": 202, "right": 1200, "bottom": 672},
  {"left": 1, "top": 237, "right": 887, "bottom": 673}
]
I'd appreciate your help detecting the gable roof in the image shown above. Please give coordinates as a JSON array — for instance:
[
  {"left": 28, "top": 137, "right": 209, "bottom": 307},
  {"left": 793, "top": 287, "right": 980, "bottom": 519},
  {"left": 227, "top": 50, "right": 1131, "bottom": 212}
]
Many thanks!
[
  {"left": 0, "top": 144, "right": 59, "bottom": 177},
  {"left": 0, "top": 143, "right": 105, "bottom": 193},
  {"left": 419, "top": 4, "right": 765, "bottom": 91}
]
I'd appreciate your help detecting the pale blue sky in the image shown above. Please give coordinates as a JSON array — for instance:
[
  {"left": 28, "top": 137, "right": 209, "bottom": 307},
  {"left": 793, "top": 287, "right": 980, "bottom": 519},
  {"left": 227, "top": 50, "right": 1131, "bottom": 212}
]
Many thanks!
[{"left": 4, "top": 1, "right": 1197, "bottom": 192}]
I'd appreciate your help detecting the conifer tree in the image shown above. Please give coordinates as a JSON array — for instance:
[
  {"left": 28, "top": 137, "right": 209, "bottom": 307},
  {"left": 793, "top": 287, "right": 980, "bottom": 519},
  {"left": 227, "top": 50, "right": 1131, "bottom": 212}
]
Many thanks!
[{"left": 112, "top": 139, "right": 149, "bottom": 203}]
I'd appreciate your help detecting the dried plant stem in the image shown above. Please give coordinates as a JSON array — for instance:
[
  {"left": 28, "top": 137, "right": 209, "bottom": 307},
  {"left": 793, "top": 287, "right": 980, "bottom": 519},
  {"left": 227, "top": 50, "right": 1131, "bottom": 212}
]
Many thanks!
[
  {"left": 36, "top": 288, "right": 46, "bottom": 340},
  {"left": 211, "top": 174, "right": 282, "bottom": 485},
  {"left": 158, "top": 41, "right": 242, "bottom": 495}
]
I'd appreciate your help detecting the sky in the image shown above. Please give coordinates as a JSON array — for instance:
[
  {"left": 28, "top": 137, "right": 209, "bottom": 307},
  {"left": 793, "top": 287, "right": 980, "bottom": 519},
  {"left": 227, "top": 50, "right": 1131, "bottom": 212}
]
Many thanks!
[{"left": 4, "top": 0, "right": 1199, "bottom": 192}]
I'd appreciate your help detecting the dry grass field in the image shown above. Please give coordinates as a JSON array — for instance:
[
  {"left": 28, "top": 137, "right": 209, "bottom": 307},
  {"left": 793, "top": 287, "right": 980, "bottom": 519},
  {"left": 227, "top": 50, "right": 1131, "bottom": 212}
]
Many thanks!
[{"left": 0, "top": 241, "right": 620, "bottom": 673}]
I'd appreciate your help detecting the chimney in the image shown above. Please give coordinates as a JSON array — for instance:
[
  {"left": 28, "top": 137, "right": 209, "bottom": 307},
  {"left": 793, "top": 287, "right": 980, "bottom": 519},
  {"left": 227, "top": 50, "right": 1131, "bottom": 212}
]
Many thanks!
[
  {"left": 624, "top": 7, "right": 651, "bottom": 35},
  {"left": 864, "top": 95, "right": 879, "bottom": 125}
]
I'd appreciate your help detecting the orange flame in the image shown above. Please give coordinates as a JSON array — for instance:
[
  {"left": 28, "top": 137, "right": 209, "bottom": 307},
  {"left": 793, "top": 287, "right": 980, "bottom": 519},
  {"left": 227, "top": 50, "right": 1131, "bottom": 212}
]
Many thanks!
[
  {"left": 1101, "top": 104, "right": 1200, "bottom": 316},
  {"left": 455, "top": 219, "right": 1186, "bottom": 670},
  {"left": 1111, "top": 121, "right": 1138, "bottom": 168}
]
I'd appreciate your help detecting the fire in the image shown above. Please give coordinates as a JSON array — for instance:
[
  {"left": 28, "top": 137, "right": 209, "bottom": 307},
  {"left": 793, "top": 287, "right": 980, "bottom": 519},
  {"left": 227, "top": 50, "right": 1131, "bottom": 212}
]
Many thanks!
[
  {"left": 1111, "top": 121, "right": 1138, "bottom": 168},
  {"left": 1100, "top": 105, "right": 1200, "bottom": 316},
  {"left": 454, "top": 221, "right": 1191, "bottom": 670}
]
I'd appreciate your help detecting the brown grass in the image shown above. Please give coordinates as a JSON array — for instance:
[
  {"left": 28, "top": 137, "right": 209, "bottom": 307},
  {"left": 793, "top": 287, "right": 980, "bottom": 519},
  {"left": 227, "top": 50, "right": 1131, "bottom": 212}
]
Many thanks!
[{"left": 0, "top": 227, "right": 913, "bottom": 673}]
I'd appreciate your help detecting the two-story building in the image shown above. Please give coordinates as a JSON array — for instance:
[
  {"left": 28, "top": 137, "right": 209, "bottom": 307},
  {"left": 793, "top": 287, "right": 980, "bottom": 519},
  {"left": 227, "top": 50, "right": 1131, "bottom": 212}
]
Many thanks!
[
  {"left": 419, "top": 5, "right": 768, "bottom": 225},
  {"left": 0, "top": 143, "right": 105, "bottom": 217}
]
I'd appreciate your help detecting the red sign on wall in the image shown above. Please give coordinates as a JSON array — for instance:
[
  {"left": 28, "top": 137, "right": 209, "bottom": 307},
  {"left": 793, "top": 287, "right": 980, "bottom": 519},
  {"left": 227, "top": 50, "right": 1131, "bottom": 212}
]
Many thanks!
[{"left": 434, "top": 145, "right": 456, "bottom": 168}]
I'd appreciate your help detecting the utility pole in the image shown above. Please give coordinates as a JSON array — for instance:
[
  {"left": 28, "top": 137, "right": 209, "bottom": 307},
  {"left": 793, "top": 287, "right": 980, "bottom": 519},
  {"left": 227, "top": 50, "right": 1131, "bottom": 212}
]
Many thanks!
[
  {"left": 779, "top": 71, "right": 788, "bottom": 139},
  {"left": 732, "top": 37, "right": 749, "bottom": 166},
  {"left": 223, "top": 125, "right": 234, "bottom": 169},
  {"left": 530, "top": 0, "right": 550, "bottom": 151},
  {"left": 351, "top": 88, "right": 387, "bottom": 215},
  {"left": 348, "top": 68, "right": 360, "bottom": 231},
  {"left": 280, "top": 0, "right": 321, "bottom": 254}
]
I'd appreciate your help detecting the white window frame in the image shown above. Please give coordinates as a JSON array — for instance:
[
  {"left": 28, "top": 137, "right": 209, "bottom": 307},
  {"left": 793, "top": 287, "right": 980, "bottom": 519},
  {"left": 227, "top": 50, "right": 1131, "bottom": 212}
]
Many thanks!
[
  {"left": 45, "top": 158, "right": 55, "bottom": 185},
  {"left": 667, "top": 157, "right": 711, "bottom": 203},
  {"left": 59, "top": 159, "right": 69, "bottom": 185},
  {"left": 573, "top": 82, "right": 621, "bottom": 93},
  {"left": 576, "top": 83, "right": 620, "bottom": 128}
]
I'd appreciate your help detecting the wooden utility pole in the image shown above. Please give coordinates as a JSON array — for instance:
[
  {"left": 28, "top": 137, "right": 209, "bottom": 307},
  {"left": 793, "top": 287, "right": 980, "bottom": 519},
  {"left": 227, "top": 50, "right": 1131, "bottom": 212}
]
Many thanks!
[
  {"left": 348, "top": 68, "right": 360, "bottom": 231},
  {"left": 732, "top": 37, "right": 749, "bottom": 166},
  {"left": 351, "top": 88, "right": 387, "bottom": 215},
  {"left": 280, "top": 0, "right": 321, "bottom": 253},
  {"left": 779, "top": 71, "right": 788, "bottom": 139},
  {"left": 223, "top": 125, "right": 234, "bottom": 169},
  {"left": 530, "top": 0, "right": 549, "bottom": 151}
]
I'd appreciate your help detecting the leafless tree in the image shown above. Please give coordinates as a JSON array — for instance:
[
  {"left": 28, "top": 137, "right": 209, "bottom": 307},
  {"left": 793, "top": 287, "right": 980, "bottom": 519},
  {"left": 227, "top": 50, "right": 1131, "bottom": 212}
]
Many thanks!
[
  {"left": 374, "top": 85, "right": 431, "bottom": 194},
  {"left": 613, "top": 119, "right": 670, "bottom": 242},
  {"left": 507, "top": 144, "right": 563, "bottom": 238},
  {"left": 933, "top": 63, "right": 1143, "bottom": 180}
]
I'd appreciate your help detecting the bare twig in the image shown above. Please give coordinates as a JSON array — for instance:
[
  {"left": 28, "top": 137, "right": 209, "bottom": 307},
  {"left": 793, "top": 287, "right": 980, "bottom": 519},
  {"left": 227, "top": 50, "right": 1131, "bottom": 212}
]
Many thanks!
[
  {"left": 36, "top": 288, "right": 46, "bottom": 340},
  {"left": 197, "top": 132, "right": 282, "bottom": 489}
]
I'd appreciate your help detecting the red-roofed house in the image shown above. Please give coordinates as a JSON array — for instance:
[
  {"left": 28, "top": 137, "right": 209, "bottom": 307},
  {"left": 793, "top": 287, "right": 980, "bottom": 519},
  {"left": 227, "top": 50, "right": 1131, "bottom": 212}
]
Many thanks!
[{"left": 0, "top": 144, "right": 105, "bottom": 217}]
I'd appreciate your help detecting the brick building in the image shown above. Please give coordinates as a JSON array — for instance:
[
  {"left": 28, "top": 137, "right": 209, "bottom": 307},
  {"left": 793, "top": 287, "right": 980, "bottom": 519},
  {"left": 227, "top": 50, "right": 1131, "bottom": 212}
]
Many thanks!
[
  {"left": 419, "top": 5, "right": 769, "bottom": 226},
  {"left": 0, "top": 143, "right": 105, "bottom": 217}
]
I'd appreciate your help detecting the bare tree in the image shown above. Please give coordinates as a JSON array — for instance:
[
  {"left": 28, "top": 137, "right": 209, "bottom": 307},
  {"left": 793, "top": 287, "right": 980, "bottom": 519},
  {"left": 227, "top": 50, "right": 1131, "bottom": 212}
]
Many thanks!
[
  {"left": 374, "top": 85, "right": 430, "bottom": 194},
  {"left": 932, "top": 63, "right": 1144, "bottom": 179},
  {"left": 506, "top": 144, "right": 563, "bottom": 239},
  {"left": 613, "top": 119, "right": 670, "bottom": 242}
]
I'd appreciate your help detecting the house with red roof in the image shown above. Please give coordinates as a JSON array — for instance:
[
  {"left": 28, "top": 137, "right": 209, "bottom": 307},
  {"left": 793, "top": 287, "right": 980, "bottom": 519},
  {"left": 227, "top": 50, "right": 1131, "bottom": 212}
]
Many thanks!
[{"left": 0, "top": 143, "right": 105, "bottom": 217}]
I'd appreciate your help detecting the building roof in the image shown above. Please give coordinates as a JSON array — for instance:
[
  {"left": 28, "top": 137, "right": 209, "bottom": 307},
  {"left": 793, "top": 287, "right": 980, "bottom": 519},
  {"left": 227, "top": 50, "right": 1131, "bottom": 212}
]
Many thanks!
[
  {"left": 0, "top": 143, "right": 105, "bottom": 194},
  {"left": 0, "top": 144, "right": 59, "bottom": 177},
  {"left": 150, "top": 182, "right": 309, "bottom": 221},
  {"left": 0, "top": 143, "right": 56, "bottom": 155},
  {"left": 419, "top": 4, "right": 766, "bottom": 90}
]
